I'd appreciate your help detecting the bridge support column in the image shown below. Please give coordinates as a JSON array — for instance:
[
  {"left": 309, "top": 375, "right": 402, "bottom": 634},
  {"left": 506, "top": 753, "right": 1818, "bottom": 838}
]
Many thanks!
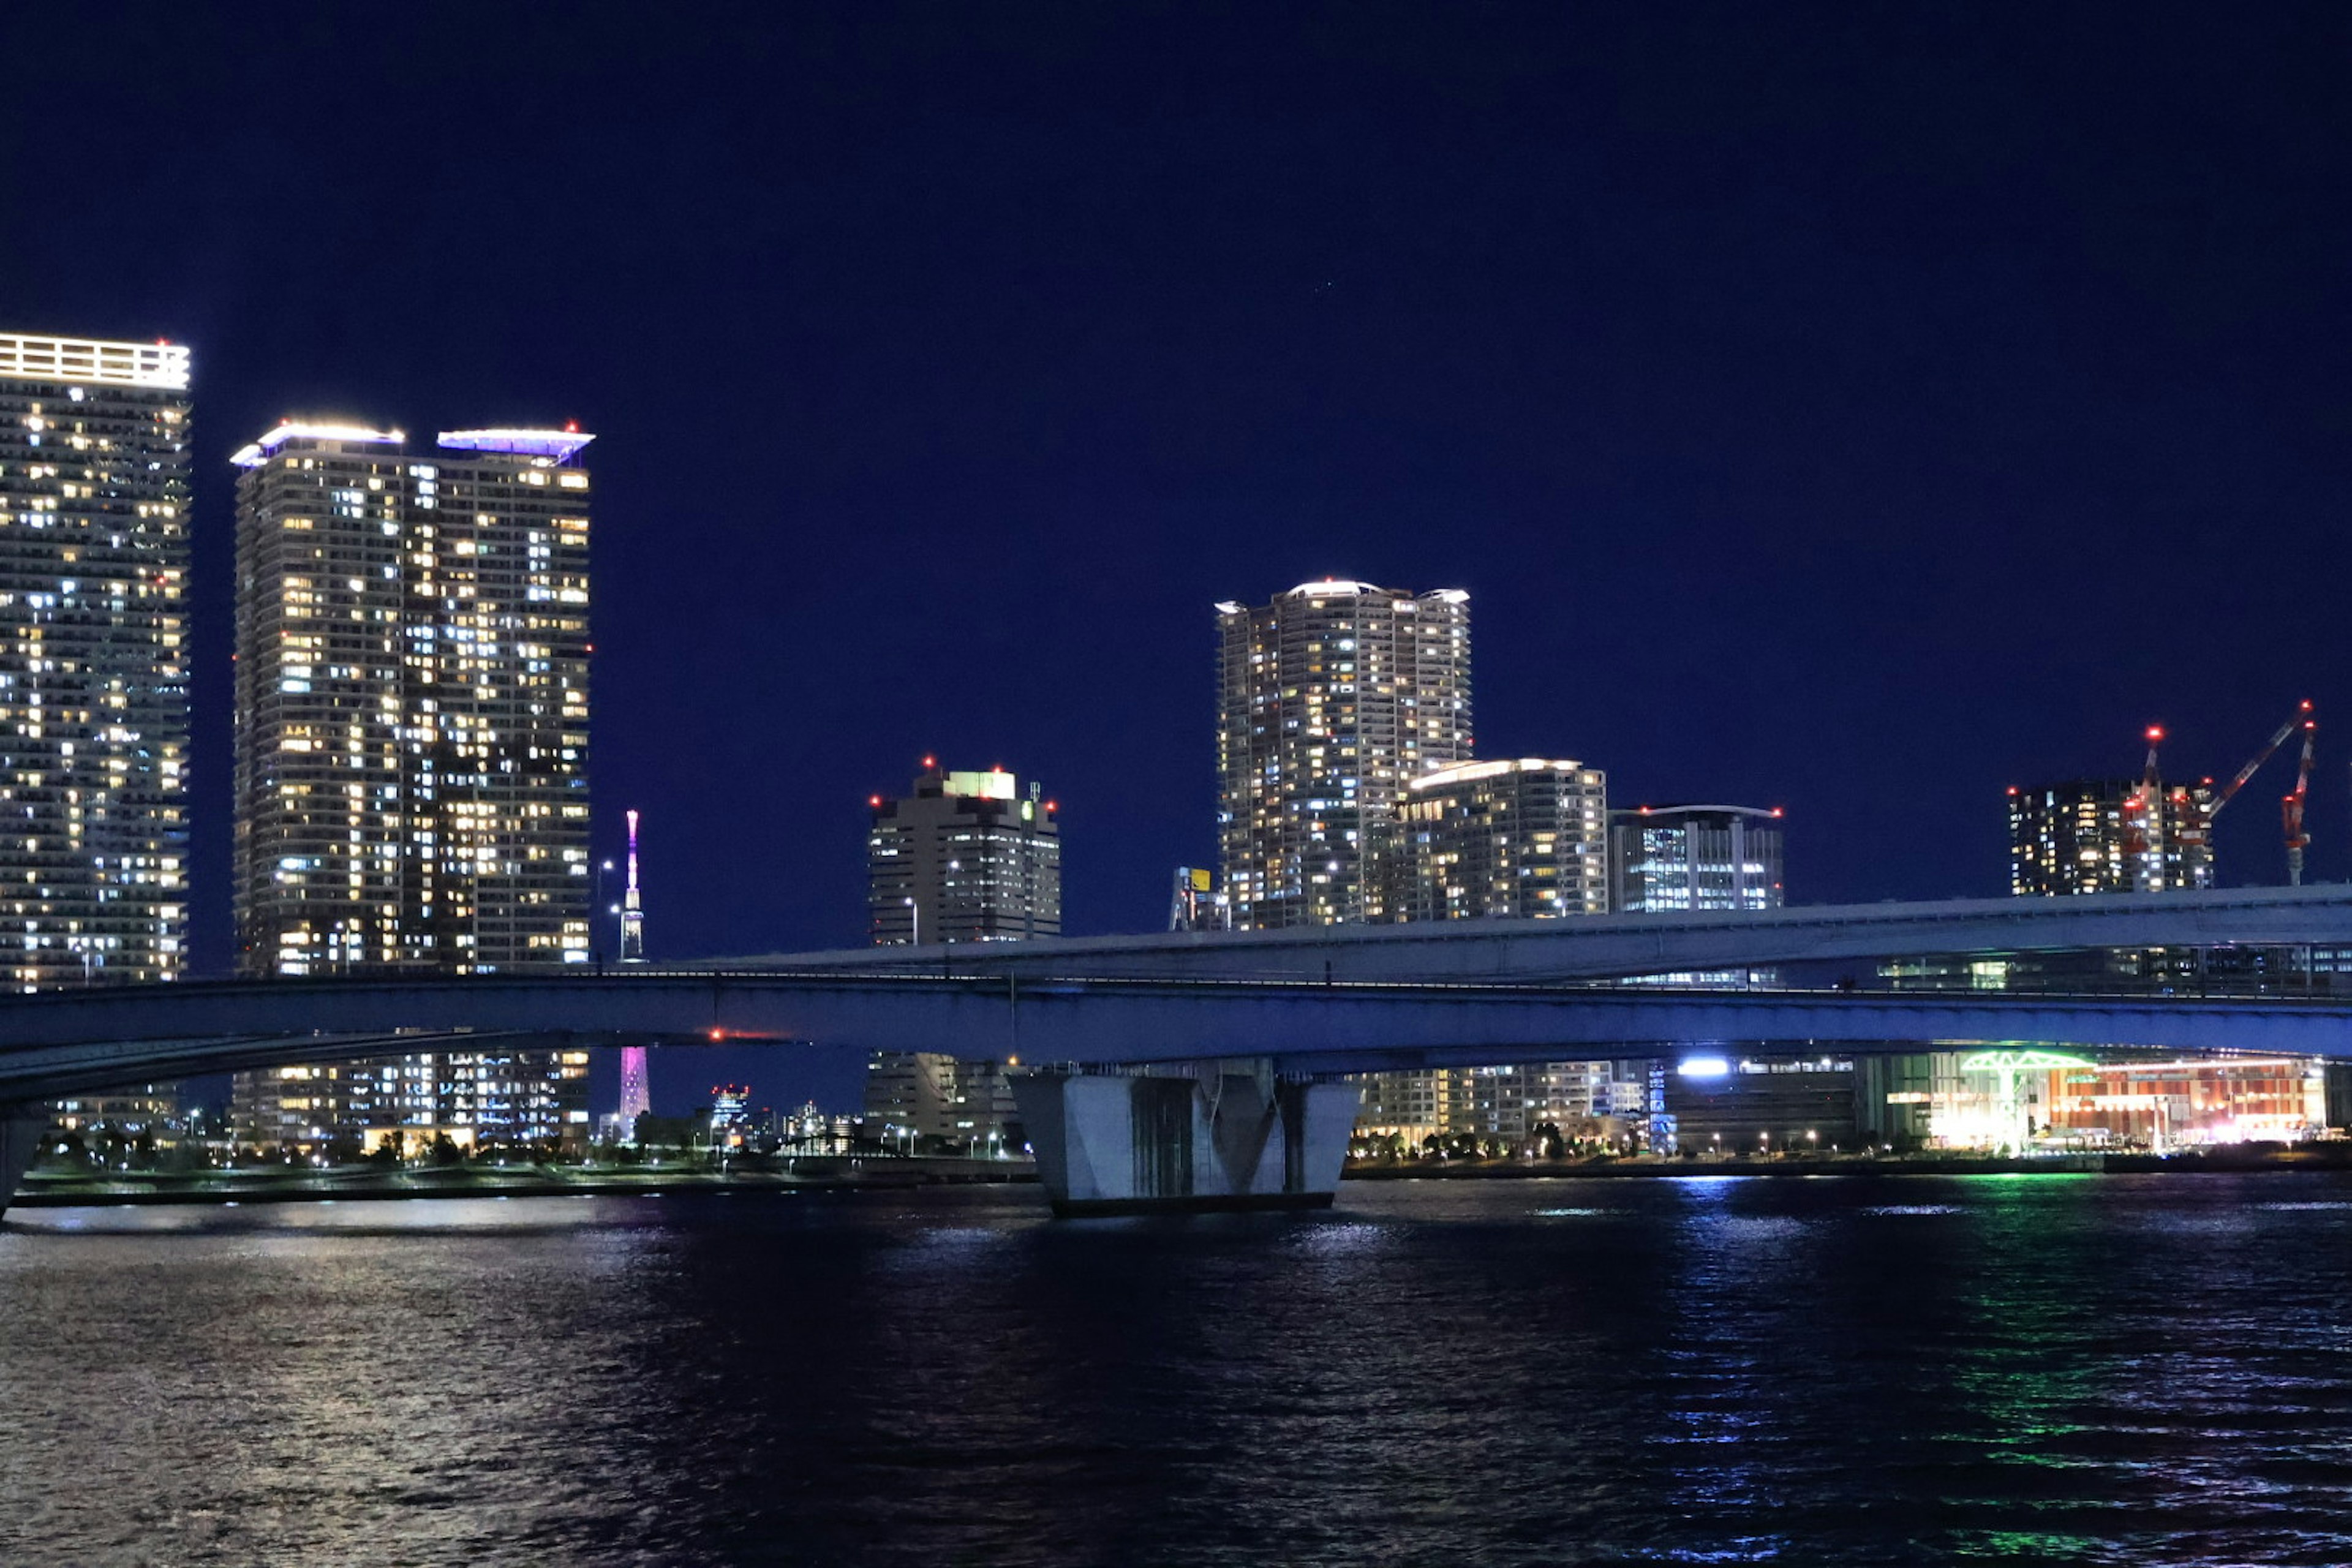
[
  {"left": 1011, "top": 1063, "right": 1359, "bottom": 1216},
  {"left": 0, "top": 1112, "right": 43, "bottom": 1221}
]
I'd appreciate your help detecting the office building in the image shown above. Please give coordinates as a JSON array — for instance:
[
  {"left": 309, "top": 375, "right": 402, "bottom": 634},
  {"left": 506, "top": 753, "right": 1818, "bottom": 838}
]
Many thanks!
[
  {"left": 1215, "top": 580, "right": 1471, "bottom": 929},
  {"left": 1664, "top": 1055, "right": 1859, "bottom": 1155},
  {"left": 867, "top": 762, "right": 1060, "bottom": 946},
  {"left": 1370, "top": 757, "right": 1607, "bottom": 922},
  {"left": 2007, "top": 779, "right": 2213, "bottom": 897},
  {"left": 1605, "top": 804, "right": 1792, "bottom": 1147},
  {"left": 0, "top": 333, "right": 191, "bottom": 990},
  {"left": 863, "top": 762, "right": 1058, "bottom": 1153},
  {"left": 1610, "top": 804, "right": 1785, "bottom": 914},
  {"left": 227, "top": 420, "right": 594, "bottom": 1155}
]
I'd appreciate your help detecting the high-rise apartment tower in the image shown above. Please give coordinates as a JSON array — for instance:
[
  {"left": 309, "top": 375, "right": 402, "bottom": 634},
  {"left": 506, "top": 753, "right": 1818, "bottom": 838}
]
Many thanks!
[
  {"left": 1215, "top": 580, "right": 1471, "bottom": 929},
  {"left": 228, "top": 421, "right": 592, "bottom": 1153},
  {"left": 231, "top": 423, "right": 593, "bottom": 974},
  {"left": 1371, "top": 757, "right": 1608, "bottom": 923},
  {"left": 2007, "top": 780, "right": 2213, "bottom": 897},
  {"left": 0, "top": 333, "right": 191, "bottom": 989}
]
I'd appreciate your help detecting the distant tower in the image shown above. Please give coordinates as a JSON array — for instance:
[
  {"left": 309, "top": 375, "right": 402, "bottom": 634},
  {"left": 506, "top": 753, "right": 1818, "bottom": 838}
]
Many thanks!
[
  {"left": 614, "top": 810, "right": 650, "bottom": 1135},
  {"left": 617, "top": 1046, "right": 650, "bottom": 1132},
  {"left": 620, "top": 809, "right": 646, "bottom": 963}
]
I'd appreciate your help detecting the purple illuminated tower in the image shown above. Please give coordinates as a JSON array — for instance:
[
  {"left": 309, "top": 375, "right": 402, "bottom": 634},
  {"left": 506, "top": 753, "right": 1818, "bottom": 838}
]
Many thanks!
[
  {"left": 617, "top": 1046, "right": 650, "bottom": 1131},
  {"left": 616, "top": 810, "right": 650, "bottom": 1131}
]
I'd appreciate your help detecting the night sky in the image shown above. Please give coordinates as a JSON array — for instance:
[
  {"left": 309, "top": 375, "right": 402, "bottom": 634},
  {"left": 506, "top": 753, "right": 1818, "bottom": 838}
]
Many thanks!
[{"left": 9, "top": 5, "right": 2352, "bottom": 1110}]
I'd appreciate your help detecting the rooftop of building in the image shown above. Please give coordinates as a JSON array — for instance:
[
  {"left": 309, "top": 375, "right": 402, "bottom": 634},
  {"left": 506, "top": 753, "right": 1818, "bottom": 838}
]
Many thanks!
[
  {"left": 1613, "top": 804, "right": 1786, "bottom": 823},
  {"left": 232, "top": 422, "right": 597, "bottom": 469},
  {"left": 230, "top": 422, "right": 407, "bottom": 467},
  {"left": 0, "top": 332, "right": 190, "bottom": 393},
  {"left": 437, "top": 428, "right": 595, "bottom": 464},
  {"left": 1215, "top": 580, "right": 1470, "bottom": 612},
  {"left": 1412, "top": 757, "right": 1596, "bottom": 789}
]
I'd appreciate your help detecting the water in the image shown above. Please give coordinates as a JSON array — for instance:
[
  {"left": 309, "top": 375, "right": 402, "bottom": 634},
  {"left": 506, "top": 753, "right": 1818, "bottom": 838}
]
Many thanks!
[{"left": 6, "top": 1174, "right": 2352, "bottom": 1566}]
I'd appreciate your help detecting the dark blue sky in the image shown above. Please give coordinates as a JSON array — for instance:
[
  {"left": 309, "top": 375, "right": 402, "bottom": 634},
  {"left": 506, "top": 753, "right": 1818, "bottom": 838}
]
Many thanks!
[{"left": 8, "top": 3, "right": 2351, "bottom": 1110}]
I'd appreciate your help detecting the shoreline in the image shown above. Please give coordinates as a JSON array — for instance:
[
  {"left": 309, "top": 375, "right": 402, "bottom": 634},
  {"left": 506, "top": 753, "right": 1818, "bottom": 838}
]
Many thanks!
[
  {"left": 7, "top": 1157, "right": 1038, "bottom": 1210},
  {"left": 13, "top": 1145, "right": 2352, "bottom": 1209},
  {"left": 1344, "top": 1146, "right": 2352, "bottom": 1182}
]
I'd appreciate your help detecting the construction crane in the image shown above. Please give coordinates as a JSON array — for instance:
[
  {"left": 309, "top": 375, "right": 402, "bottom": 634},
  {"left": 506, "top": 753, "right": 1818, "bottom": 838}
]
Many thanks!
[
  {"left": 2125, "top": 702, "right": 2315, "bottom": 888},
  {"left": 2283, "top": 715, "right": 2317, "bottom": 885},
  {"left": 2207, "top": 701, "right": 2311, "bottom": 821},
  {"left": 2197, "top": 701, "right": 2316, "bottom": 885}
]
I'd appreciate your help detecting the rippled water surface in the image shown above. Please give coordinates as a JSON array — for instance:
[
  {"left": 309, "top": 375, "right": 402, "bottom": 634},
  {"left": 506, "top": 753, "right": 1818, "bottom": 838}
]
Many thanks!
[{"left": 7, "top": 1174, "right": 2352, "bottom": 1566}]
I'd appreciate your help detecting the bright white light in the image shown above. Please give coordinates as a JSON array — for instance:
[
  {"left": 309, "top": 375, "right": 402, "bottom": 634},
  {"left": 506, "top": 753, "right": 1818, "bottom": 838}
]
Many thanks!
[
  {"left": 1678, "top": 1057, "right": 1731, "bottom": 1079},
  {"left": 0, "top": 334, "right": 189, "bottom": 390}
]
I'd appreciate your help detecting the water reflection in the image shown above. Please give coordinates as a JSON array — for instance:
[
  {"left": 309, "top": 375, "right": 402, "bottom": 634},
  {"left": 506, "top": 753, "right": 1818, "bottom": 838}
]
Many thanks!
[{"left": 5, "top": 1177, "right": 2352, "bottom": 1564}]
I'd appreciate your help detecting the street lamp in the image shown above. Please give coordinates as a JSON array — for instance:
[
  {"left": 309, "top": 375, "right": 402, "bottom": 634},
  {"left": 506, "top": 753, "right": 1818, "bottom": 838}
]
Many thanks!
[
  {"left": 904, "top": 895, "right": 919, "bottom": 946},
  {"left": 594, "top": 858, "right": 614, "bottom": 964}
]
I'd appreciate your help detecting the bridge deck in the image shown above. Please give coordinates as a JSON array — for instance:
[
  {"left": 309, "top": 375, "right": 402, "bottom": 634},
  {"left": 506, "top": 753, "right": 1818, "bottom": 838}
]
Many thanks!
[{"left": 0, "top": 970, "right": 2347, "bottom": 1101}]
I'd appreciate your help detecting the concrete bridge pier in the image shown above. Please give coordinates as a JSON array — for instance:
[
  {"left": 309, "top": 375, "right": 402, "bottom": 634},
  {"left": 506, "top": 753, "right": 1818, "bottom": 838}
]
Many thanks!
[
  {"left": 1, "top": 1112, "right": 43, "bottom": 1221},
  {"left": 1012, "top": 1062, "right": 1359, "bottom": 1216}
]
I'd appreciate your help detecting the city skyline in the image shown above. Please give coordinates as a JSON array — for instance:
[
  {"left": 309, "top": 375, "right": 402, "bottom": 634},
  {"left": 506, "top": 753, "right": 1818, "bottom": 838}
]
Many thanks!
[{"left": 11, "top": 7, "right": 2350, "bottom": 1006}]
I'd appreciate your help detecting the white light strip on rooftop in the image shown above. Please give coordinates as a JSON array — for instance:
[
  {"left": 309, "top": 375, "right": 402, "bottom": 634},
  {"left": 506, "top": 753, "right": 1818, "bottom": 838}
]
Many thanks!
[
  {"left": 0, "top": 334, "right": 190, "bottom": 391},
  {"left": 1413, "top": 758, "right": 1589, "bottom": 788},
  {"left": 230, "top": 422, "right": 407, "bottom": 467}
]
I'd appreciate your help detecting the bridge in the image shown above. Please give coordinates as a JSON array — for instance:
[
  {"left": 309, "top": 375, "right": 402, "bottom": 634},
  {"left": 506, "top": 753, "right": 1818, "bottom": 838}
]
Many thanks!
[
  {"left": 4, "top": 884, "right": 2351, "bottom": 1215},
  {"left": 715, "top": 883, "right": 2352, "bottom": 983}
]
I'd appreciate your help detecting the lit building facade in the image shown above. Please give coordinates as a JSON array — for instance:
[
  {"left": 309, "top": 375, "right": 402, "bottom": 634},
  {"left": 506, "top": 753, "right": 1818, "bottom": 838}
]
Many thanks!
[
  {"left": 1890, "top": 1052, "right": 2329, "bottom": 1151},
  {"left": 231, "top": 423, "right": 593, "bottom": 974},
  {"left": 1215, "top": 580, "right": 1471, "bottom": 929},
  {"left": 2007, "top": 779, "right": 2213, "bottom": 897},
  {"left": 1371, "top": 757, "right": 1607, "bottom": 922},
  {"left": 1609, "top": 804, "right": 1785, "bottom": 914},
  {"left": 863, "top": 762, "right": 1058, "bottom": 1153},
  {"left": 867, "top": 763, "right": 1060, "bottom": 946},
  {"left": 0, "top": 333, "right": 191, "bottom": 990},
  {"left": 1354, "top": 756, "right": 1616, "bottom": 1148},
  {"left": 1664, "top": 1055, "right": 1859, "bottom": 1155},
  {"left": 228, "top": 421, "right": 594, "bottom": 1155},
  {"left": 1354, "top": 1060, "right": 1646, "bottom": 1151},
  {"left": 232, "top": 1049, "right": 590, "bottom": 1158},
  {"left": 1605, "top": 804, "right": 1791, "bottom": 1146}
]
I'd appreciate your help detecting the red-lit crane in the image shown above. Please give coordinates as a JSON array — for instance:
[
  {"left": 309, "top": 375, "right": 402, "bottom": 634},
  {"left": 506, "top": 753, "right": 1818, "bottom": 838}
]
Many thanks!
[
  {"left": 2201, "top": 701, "right": 2316, "bottom": 885},
  {"left": 2283, "top": 715, "right": 2317, "bottom": 886},
  {"left": 2207, "top": 701, "right": 2311, "bottom": 821}
]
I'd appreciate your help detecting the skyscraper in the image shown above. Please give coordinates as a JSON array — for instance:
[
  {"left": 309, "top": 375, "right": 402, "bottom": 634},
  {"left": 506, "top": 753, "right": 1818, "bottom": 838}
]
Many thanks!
[
  {"left": 1354, "top": 758, "right": 1618, "bottom": 1151},
  {"left": 863, "top": 762, "right": 1059, "bottom": 1152},
  {"left": 1370, "top": 756, "right": 1608, "bottom": 922},
  {"left": 1609, "top": 804, "right": 1787, "bottom": 914},
  {"left": 1215, "top": 580, "right": 1471, "bottom": 929},
  {"left": 228, "top": 421, "right": 593, "bottom": 1153},
  {"left": 0, "top": 333, "right": 191, "bottom": 990},
  {"left": 866, "top": 763, "right": 1060, "bottom": 946},
  {"left": 230, "top": 423, "right": 592, "bottom": 973},
  {"left": 1608, "top": 804, "right": 1791, "bottom": 1148},
  {"left": 2007, "top": 780, "right": 2212, "bottom": 897}
]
